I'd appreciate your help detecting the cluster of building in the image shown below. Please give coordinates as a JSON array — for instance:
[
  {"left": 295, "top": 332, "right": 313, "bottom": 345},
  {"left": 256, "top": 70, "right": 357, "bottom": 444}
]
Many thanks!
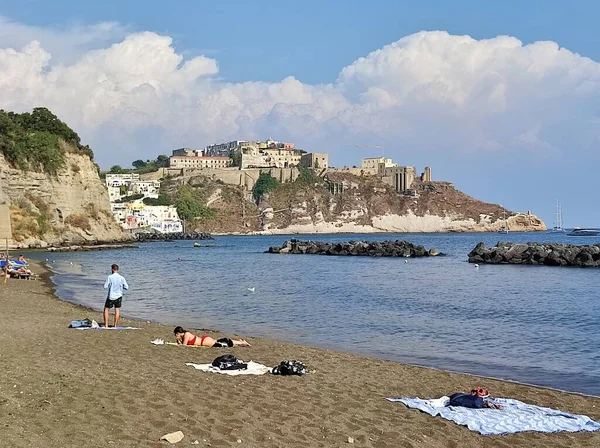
[
  {"left": 169, "top": 138, "right": 328, "bottom": 171},
  {"left": 105, "top": 174, "right": 183, "bottom": 233},
  {"left": 360, "top": 157, "right": 432, "bottom": 193}
]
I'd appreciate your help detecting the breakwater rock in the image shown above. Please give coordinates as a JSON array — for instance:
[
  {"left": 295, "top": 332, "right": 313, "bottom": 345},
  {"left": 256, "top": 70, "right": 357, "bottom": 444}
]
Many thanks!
[
  {"left": 46, "top": 244, "right": 138, "bottom": 252},
  {"left": 266, "top": 239, "right": 443, "bottom": 257},
  {"left": 135, "top": 231, "right": 213, "bottom": 242},
  {"left": 468, "top": 242, "right": 600, "bottom": 267}
]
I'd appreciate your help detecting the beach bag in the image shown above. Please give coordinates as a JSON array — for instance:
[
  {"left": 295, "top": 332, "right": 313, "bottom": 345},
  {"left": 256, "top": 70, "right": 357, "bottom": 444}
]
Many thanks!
[
  {"left": 271, "top": 360, "right": 307, "bottom": 376},
  {"left": 449, "top": 393, "right": 484, "bottom": 409},
  {"left": 211, "top": 354, "right": 247, "bottom": 371}
]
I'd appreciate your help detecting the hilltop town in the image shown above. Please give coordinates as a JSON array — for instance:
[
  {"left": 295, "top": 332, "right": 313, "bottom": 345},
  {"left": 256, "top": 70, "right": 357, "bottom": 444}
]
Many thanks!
[
  {"left": 104, "top": 137, "right": 437, "bottom": 234},
  {"left": 0, "top": 109, "right": 546, "bottom": 248}
]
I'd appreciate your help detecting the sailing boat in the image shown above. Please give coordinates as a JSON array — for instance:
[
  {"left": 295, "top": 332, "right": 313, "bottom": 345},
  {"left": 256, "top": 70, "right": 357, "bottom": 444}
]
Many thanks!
[
  {"left": 549, "top": 200, "right": 566, "bottom": 233},
  {"left": 497, "top": 206, "right": 509, "bottom": 234}
]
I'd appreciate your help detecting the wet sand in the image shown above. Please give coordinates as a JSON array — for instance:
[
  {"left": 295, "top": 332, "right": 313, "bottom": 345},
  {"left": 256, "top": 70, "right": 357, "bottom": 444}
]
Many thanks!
[{"left": 0, "top": 262, "right": 599, "bottom": 447}]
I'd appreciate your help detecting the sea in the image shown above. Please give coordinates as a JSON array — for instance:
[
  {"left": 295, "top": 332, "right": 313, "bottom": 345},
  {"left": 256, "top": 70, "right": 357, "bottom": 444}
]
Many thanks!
[{"left": 28, "top": 232, "right": 600, "bottom": 396}]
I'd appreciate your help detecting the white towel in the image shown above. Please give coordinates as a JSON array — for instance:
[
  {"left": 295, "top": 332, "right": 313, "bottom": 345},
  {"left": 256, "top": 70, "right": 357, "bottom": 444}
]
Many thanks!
[{"left": 185, "top": 361, "right": 271, "bottom": 375}]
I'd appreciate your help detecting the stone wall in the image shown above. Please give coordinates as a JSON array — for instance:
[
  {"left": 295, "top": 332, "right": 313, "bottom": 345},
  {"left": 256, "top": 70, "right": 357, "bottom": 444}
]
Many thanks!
[{"left": 143, "top": 167, "right": 299, "bottom": 191}]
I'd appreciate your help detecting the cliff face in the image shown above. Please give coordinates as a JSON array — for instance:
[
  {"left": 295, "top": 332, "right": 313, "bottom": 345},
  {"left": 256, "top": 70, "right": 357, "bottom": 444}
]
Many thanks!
[
  {"left": 259, "top": 173, "right": 546, "bottom": 233},
  {"left": 0, "top": 143, "right": 127, "bottom": 248},
  {"left": 171, "top": 170, "right": 546, "bottom": 234}
]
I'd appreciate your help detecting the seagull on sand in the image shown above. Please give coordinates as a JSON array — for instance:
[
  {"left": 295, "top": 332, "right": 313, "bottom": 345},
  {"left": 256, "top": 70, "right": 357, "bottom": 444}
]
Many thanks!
[
  {"left": 404, "top": 259, "right": 408, "bottom": 263},
  {"left": 247, "top": 287, "right": 255, "bottom": 292}
]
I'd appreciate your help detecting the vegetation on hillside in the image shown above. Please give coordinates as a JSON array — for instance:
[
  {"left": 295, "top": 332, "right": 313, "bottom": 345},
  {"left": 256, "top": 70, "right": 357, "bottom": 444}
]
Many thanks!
[
  {"left": 102, "top": 155, "right": 169, "bottom": 178},
  {"left": 252, "top": 172, "right": 280, "bottom": 202},
  {"left": 174, "top": 185, "right": 216, "bottom": 221},
  {"left": 0, "top": 107, "right": 94, "bottom": 174}
]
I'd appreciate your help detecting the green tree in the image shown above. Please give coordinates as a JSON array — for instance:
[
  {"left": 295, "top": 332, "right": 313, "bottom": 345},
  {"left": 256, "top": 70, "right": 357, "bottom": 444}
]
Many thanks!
[
  {"left": 156, "top": 154, "right": 169, "bottom": 166},
  {"left": 109, "top": 165, "right": 125, "bottom": 174},
  {"left": 0, "top": 107, "right": 93, "bottom": 174},
  {"left": 252, "top": 172, "right": 280, "bottom": 202},
  {"left": 297, "top": 165, "right": 317, "bottom": 184},
  {"left": 175, "top": 185, "right": 216, "bottom": 220},
  {"left": 143, "top": 194, "right": 172, "bottom": 206},
  {"left": 132, "top": 159, "right": 146, "bottom": 169},
  {"left": 230, "top": 149, "right": 242, "bottom": 167}
]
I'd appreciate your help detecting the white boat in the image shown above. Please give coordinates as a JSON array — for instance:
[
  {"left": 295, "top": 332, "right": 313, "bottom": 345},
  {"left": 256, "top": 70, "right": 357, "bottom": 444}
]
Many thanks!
[
  {"left": 568, "top": 228, "right": 600, "bottom": 237},
  {"left": 497, "top": 206, "right": 509, "bottom": 234},
  {"left": 549, "top": 200, "right": 566, "bottom": 233}
]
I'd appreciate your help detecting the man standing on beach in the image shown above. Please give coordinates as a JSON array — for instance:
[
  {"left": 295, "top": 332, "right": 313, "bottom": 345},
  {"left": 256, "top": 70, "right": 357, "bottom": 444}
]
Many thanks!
[{"left": 103, "top": 264, "right": 129, "bottom": 328}]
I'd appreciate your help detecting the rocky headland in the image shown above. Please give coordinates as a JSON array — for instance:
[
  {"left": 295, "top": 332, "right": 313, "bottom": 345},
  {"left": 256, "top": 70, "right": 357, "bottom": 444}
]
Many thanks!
[
  {"left": 159, "top": 168, "right": 547, "bottom": 235},
  {"left": 468, "top": 242, "right": 600, "bottom": 267},
  {"left": 266, "top": 239, "right": 442, "bottom": 257}
]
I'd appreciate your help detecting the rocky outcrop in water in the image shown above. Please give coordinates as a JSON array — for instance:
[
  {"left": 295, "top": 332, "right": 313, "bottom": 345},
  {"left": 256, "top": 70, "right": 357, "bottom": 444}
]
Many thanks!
[
  {"left": 135, "top": 231, "right": 213, "bottom": 242},
  {"left": 266, "top": 239, "right": 443, "bottom": 257},
  {"left": 468, "top": 242, "right": 600, "bottom": 267},
  {"left": 46, "top": 244, "right": 138, "bottom": 252}
]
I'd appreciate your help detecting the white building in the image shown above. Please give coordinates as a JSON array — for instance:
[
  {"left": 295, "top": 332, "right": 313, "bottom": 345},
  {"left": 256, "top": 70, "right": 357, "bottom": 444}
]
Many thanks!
[
  {"left": 108, "top": 186, "right": 123, "bottom": 202},
  {"left": 361, "top": 157, "right": 397, "bottom": 171},
  {"left": 168, "top": 155, "right": 232, "bottom": 169},
  {"left": 105, "top": 173, "right": 140, "bottom": 187},
  {"left": 204, "top": 140, "right": 247, "bottom": 157},
  {"left": 130, "top": 180, "right": 161, "bottom": 198}
]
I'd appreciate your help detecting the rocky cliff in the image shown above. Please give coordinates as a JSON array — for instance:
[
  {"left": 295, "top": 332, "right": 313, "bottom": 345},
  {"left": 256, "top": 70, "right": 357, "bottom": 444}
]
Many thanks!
[
  {"left": 258, "top": 173, "right": 545, "bottom": 234},
  {"left": 168, "top": 170, "right": 546, "bottom": 234},
  {"left": 0, "top": 143, "right": 127, "bottom": 248}
]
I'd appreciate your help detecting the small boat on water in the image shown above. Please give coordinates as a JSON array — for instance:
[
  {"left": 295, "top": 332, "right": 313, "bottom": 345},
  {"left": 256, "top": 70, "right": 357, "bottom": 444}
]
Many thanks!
[
  {"left": 497, "top": 206, "right": 509, "bottom": 234},
  {"left": 549, "top": 200, "right": 566, "bottom": 233},
  {"left": 193, "top": 242, "right": 201, "bottom": 247},
  {"left": 567, "top": 228, "right": 600, "bottom": 237}
]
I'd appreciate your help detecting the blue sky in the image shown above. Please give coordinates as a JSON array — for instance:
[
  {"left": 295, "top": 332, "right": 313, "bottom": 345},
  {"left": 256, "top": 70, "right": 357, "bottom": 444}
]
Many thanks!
[{"left": 1, "top": 0, "right": 600, "bottom": 225}]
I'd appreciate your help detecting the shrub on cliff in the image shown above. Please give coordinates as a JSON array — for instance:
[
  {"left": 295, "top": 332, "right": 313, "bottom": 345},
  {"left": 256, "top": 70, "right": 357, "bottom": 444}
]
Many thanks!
[
  {"left": 0, "top": 107, "right": 94, "bottom": 174},
  {"left": 175, "top": 185, "right": 216, "bottom": 221},
  {"left": 252, "top": 173, "right": 280, "bottom": 202}
]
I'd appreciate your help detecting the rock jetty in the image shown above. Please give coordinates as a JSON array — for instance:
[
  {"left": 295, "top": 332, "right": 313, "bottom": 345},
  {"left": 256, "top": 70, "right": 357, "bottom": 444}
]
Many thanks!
[
  {"left": 266, "top": 239, "right": 442, "bottom": 257},
  {"left": 46, "top": 244, "right": 138, "bottom": 252},
  {"left": 135, "top": 231, "right": 213, "bottom": 242},
  {"left": 468, "top": 242, "right": 600, "bottom": 267}
]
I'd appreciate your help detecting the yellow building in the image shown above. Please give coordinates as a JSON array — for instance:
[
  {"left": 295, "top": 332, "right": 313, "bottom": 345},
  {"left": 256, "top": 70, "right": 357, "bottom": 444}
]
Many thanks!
[{"left": 300, "top": 152, "right": 329, "bottom": 169}]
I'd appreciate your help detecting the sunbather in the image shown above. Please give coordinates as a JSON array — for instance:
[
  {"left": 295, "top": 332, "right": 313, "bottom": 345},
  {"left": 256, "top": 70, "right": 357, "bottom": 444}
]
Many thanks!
[
  {"left": 174, "top": 326, "right": 251, "bottom": 347},
  {"left": 9, "top": 266, "right": 32, "bottom": 278}
]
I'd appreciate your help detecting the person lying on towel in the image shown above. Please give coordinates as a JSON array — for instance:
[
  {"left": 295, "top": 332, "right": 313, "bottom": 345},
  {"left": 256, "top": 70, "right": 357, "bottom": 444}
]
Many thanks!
[{"left": 174, "top": 326, "right": 251, "bottom": 347}]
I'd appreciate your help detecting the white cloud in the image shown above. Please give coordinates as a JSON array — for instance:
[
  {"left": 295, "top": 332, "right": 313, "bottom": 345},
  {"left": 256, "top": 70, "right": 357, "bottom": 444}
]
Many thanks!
[{"left": 0, "top": 23, "right": 599, "bottom": 169}]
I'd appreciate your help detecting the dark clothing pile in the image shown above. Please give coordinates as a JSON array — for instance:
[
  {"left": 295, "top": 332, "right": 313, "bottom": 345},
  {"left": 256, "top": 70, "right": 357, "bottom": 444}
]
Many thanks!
[
  {"left": 271, "top": 360, "right": 307, "bottom": 376},
  {"left": 211, "top": 354, "right": 248, "bottom": 371}
]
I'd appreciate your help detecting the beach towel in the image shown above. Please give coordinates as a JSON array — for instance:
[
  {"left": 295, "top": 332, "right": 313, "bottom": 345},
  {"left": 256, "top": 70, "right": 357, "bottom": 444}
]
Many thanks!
[
  {"left": 74, "top": 326, "right": 140, "bottom": 330},
  {"left": 185, "top": 361, "right": 271, "bottom": 376},
  {"left": 151, "top": 339, "right": 207, "bottom": 347},
  {"left": 386, "top": 397, "right": 600, "bottom": 435}
]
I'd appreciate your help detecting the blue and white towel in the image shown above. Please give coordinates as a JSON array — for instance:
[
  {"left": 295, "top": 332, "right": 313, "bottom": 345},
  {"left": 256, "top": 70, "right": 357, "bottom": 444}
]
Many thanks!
[{"left": 386, "top": 397, "right": 600, "bottom": 435}]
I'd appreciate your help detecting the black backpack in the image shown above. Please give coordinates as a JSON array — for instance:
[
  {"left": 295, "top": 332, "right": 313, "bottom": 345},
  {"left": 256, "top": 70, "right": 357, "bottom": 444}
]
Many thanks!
[
  {"left": 211, "top": 354, "right": 248, "bottom": 371},
  {"left": 271, "top": 360, "right": 307, "bottom": 376}
]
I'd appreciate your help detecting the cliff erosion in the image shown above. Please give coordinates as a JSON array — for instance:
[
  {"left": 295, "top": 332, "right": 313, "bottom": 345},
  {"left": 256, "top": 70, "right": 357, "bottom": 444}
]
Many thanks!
[
  {"left": 259, "top": 172, "right": 545, "bottom": 234},
  {"left": 167, "top": 170, "right": 545, "bottom": 234},
  {"left": 0, "top": 147, "right": 127, "bottom": 248}
]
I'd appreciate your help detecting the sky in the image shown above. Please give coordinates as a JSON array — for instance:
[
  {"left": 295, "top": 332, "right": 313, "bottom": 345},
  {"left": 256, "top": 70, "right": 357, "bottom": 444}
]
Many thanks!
[{"left": 0, "top": 0, "right": 599, "bottom": 226}]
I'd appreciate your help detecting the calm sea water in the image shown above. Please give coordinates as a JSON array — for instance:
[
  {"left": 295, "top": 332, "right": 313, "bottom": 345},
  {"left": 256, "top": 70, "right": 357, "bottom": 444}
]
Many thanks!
[{"left": 30, "top": 232, "right": 600, "bottom": 396}]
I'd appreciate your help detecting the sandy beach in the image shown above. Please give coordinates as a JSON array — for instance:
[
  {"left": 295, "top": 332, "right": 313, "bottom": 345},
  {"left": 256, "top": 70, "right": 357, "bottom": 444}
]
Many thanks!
[{"left": 1, "top": 262, "right": 599, "bottom": 447}]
